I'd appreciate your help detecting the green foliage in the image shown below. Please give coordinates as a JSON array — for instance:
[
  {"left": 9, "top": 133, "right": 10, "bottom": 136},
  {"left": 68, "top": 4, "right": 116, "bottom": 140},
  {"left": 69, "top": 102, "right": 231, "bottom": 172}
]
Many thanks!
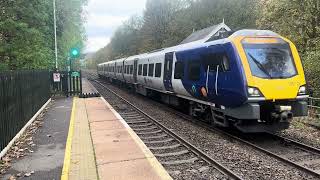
[
  {"left": 87, "top": 0, "right": 257, "bottom": 67},
  {"left": 0, "top": 0, "right": 87, "bottom": 70},
  {"left": 87, "top": 0, "right": 320, "bottom": 97},
  {"left": 257, "top": 0, "right": 320, "bottom": 96}
]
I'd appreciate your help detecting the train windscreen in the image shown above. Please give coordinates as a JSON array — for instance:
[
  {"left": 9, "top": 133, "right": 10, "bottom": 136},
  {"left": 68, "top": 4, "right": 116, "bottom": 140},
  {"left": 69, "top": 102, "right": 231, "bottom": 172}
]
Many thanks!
[{"left": 243, "top": 41, "right": 297, "bottom": 79}]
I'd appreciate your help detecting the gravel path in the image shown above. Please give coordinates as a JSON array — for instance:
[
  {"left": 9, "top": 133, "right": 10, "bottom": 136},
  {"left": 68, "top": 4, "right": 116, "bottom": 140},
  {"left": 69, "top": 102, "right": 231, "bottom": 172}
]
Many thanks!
[{"left": 89, "top": 76, "right": 318, "bottom": 179}]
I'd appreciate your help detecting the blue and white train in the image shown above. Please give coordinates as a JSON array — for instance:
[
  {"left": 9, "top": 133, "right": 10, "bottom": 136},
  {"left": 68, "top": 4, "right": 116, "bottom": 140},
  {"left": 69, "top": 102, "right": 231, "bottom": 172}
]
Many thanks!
[{"left": 97, "top": 25, "right": 308, "bottom": 133}]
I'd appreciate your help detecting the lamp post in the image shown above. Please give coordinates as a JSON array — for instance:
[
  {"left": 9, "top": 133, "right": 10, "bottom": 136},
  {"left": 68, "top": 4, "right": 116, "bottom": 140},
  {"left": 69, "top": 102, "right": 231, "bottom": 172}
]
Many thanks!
[{"left": 53, "top": 0, "right": 58, "bottom": 69}]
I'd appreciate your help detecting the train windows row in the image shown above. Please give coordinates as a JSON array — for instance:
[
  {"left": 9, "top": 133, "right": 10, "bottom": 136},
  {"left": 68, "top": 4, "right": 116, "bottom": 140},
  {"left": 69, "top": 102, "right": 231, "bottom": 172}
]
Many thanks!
[
  {"left": 138, "top": 63, "right": 162, "bottom": 78},
  {"left": 124, "top": 65, "right": 134, "bottom": 75},
  {"left": 100, "top": 53, "right": 229, "bottom": 81}
]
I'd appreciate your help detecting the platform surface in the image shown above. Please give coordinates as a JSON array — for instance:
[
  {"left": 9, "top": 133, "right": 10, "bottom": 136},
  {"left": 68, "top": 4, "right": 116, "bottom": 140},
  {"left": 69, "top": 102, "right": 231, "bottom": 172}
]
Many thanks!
[
  {"left": 62, "top": 96, "right": 172, "bottom": 180},
  {"left": 2, "top": 98, "right": 73, "bottom": 180}
]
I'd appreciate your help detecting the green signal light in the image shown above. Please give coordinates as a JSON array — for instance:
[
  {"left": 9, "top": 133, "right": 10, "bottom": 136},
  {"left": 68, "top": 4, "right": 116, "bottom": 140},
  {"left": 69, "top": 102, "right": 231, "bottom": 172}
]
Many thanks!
[
  {"left": 72, "top": 49, "right": 79, "bottom": 56},
  {"left": 70, "top": 48, "right": 80, "bottom": 58}
]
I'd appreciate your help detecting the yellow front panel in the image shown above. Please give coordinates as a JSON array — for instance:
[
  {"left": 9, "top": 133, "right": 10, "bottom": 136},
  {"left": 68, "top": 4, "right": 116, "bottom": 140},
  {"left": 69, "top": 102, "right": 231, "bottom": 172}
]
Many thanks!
[{"left": 230, "top": 36, "right": 306, "bottom": 100}]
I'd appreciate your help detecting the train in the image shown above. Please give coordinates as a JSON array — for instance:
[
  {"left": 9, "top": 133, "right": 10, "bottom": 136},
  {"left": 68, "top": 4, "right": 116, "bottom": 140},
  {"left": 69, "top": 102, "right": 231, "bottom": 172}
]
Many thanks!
[{"left": 97, "top": 24, "right": 308, "bottom": 133}]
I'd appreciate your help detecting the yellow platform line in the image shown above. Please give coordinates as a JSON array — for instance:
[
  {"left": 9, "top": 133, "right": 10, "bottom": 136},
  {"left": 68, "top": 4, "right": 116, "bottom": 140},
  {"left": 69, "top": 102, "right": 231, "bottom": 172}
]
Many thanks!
[{"left": 61, "top": 98, "right": 76, "bottom": 180}]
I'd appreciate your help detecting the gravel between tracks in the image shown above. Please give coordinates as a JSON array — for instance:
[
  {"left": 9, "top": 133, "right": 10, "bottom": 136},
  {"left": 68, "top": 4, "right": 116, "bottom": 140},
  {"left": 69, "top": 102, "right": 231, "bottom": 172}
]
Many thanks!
[
  {"left": 279, "top": 117, "right": 320, "bottom": 149},
  {"left": 92, "top": 79, "right": 317, "bottom": 180}
]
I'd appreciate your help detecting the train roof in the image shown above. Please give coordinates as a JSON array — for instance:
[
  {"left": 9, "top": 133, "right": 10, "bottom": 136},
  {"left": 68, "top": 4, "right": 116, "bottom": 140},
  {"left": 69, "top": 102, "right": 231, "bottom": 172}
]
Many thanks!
[
  {"left": 97, "top": 27, "right": 282, "bottom": 66},
  {"left": 229, "top": 29, "right": 280, "bottom": 38}
]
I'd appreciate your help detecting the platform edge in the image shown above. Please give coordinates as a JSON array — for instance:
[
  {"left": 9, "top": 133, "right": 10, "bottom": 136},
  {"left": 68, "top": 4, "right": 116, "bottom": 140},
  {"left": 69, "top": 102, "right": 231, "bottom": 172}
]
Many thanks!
[{"left": 100, "top": 97, "right": 172, "bottom": 180}]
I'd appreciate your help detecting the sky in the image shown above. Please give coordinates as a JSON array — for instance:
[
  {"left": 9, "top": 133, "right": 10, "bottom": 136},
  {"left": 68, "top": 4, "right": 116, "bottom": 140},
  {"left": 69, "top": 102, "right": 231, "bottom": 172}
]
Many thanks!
[{"left": 84, "top": 0, "right": 147, "bottom": 53}]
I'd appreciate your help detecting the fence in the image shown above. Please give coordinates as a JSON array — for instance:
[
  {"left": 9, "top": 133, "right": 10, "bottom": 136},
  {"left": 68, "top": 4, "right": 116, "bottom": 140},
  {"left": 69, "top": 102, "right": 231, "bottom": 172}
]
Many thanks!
[
  {"left": 308, "top": 97, "right": 320, "bottom": 118},
  {"left": 0, "top": 70, "right": 51, "bottom": 152},
  {"left": 51, "top": 71, "right": 82, "bottom": 96}
]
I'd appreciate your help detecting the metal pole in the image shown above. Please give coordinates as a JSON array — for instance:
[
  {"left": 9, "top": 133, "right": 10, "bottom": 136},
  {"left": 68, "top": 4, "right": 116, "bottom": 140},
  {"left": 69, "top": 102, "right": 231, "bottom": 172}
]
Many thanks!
[{"left": 53, "top": 0, "right": 58, "bottom": 69}]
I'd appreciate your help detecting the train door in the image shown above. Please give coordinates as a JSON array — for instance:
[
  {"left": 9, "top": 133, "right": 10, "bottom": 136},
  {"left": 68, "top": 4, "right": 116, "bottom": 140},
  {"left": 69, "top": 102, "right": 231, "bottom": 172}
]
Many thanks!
[
  {"left": 163, "top": 52, "right": 174, "bottom": 92},
  {"left": 122, "top": 60, "right": 125, "bottom": 82},
  {"left": 133, "top": 59, "right": 138, "bottom": 83},
  {"left": 204, "top": 48, "right": 231, "bottom": 104}
]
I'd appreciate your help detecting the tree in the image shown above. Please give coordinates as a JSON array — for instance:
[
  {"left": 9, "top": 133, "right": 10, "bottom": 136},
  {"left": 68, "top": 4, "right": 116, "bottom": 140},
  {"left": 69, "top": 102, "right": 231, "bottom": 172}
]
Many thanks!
[
  {"left": 0, "top": 0, "right": 87, "bottom": 70},
  {"left": 257, "top": 0, "right": 320, "bottom": 96},
  {"left": 139, "top": 0, "right": 184, "bottom": 51}
]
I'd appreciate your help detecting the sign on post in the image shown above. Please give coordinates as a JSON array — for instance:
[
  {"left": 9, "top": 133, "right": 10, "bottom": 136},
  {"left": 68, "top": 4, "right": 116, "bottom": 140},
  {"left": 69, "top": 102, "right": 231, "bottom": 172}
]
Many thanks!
[
  {"left": 71, "top": 71, "right": 80, "bottom": 77},
  {"left": 53, "top": 73, "right": 61, "bottom": 82}
]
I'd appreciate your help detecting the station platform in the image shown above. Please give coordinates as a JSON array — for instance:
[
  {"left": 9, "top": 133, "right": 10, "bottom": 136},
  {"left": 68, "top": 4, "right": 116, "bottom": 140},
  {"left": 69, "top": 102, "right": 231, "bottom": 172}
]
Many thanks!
[
  {"left": 1, "top": 79, "right": 171, "bottom": 180},
  {"left": 68, "top": 79, "right": 171, "bottom": 179},
  {"left": 63, "top": 96, "right": 171, "bottom": 180}
]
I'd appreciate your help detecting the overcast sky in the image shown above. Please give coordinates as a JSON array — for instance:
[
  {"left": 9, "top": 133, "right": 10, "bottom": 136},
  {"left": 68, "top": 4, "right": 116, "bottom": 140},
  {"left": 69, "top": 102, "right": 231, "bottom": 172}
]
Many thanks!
[{"left": 84, "top": 0, "right": 147, "bottom": 53}]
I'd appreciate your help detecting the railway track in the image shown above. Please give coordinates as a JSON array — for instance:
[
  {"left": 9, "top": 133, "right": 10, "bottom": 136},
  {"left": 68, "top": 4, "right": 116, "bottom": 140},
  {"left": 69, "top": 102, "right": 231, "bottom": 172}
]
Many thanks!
[
  {"left": 90, "top": 79, "right": 242, "bottom": 180},
  {"left": 146, "top": 96, "right": 320, "bottom": 178},
  {"left": 86, "top": 72, "right": 320, "bottom": 178}
]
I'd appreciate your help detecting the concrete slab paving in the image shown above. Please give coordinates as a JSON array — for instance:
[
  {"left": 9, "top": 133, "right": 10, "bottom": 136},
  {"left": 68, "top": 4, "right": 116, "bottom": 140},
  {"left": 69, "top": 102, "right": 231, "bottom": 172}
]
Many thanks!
[
  {"left": 98, "top": 158, "right": 167, "bottom": 180},
  {"left": 85, "top": 97, "right": 172, "bottom": 180},
  {"left": 90, "top": 120, "right": 125, "bottom": 131}
]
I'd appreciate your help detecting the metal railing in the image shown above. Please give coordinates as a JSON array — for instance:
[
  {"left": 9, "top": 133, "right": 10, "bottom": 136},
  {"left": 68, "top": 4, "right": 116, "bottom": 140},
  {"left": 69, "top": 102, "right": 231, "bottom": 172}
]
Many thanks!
[
  {"left": 51, "top": 71, "right": 82, "bottom": 96},
  {"left": 308, "top": 97, "right": 320, "bottom": 118},
  {"left": 0, "top": 70, "right": 51, "bottom": 152}
]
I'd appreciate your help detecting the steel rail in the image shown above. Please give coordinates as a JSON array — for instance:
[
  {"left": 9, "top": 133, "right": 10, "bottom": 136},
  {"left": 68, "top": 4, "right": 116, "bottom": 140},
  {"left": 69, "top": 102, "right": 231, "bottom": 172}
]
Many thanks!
[
  {"left": 87, "top": 72, "right": 320, "bottom": 178},
  {"left": 91, "top": 78, "right": 243, "bottom": 180},
  {"left": 138, "top": 96, "right": 320, "bottom": 179}
]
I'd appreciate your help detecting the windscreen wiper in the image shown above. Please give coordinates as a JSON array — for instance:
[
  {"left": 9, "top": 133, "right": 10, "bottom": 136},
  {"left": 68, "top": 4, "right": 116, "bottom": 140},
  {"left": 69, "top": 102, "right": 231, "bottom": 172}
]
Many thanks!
[{"left": 248, "top": 53, "right": 272, "bottom": 78}]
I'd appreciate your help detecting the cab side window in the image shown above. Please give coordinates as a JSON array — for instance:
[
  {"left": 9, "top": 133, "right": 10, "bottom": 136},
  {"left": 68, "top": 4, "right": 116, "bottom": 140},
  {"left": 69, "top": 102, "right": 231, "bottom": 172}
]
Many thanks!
[{"left": 202, "top": 53, "right": 230, "bottom": 72}]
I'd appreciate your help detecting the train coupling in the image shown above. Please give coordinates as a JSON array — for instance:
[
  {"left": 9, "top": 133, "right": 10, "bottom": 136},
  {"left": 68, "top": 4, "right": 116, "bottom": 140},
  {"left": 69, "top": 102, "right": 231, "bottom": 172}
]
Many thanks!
[{"left": 272, "top": 105, "right": 293, "bottom": 122}]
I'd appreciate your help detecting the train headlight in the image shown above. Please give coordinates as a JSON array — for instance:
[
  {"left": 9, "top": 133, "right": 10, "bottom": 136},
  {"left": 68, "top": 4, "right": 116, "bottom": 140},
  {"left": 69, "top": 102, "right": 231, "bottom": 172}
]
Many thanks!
[
  {"left": 248, "top": 87, "right": 262, "bottom": 97},
  {"left": 298, "top": 85, "right": 306, "bottom": 95}
]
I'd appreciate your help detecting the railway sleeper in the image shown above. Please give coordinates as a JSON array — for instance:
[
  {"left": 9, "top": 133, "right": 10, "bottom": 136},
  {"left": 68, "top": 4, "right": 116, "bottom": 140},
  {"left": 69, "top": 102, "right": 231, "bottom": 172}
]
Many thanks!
[
  {"left": 126, "top": 120, "right": 149, "bottom": 124},
  {"left": 154, "top": 150, "right": 190, "bottom": 157},
  {"left": 136, "top": 130, "right": 162, "bottom": 135},
  {"left": 149, "top": 144, "right": 181, "bottom": 150},
  {"left": 132, "top": 126, "right": 158, "bottom": 131},
  {"left": 144, "top": 138, "right": 175, "bottom": 144},
  {"left": 140, "top": 134, "right": 168, "bottom": 140},
  {"left": 161, "top": 157, "right": 199, "bottom": 165}
]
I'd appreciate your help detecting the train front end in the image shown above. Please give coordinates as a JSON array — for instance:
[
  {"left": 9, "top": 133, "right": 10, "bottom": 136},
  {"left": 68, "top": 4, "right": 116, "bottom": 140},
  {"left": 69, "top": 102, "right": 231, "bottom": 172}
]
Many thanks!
[{"left": 230, "top": 30, "right": 308, "bottom": 132}]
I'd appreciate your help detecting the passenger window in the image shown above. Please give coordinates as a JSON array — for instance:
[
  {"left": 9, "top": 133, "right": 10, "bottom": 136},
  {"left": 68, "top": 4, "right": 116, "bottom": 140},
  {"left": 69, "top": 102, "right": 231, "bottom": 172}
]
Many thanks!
[
  {"left": 188, "top": 61, "right": 201, "bottom": 81},
  {"left": 143, "top": 64, "right": 148, "bottom": 76},
  {"left": 174, "top": 62, "right": 184, "bottom": 79},
  {"left": 138, "top": 64, "right": 142, "bottom": 75},
  {"left": 130, "top": 65, "right": 133, "bottom": 74},
  {"left": 148, "top": 64, "right": 154, "bottom": 77},
  {"left": 155, "top": 63, "right": 162, "bottom": 77}
]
